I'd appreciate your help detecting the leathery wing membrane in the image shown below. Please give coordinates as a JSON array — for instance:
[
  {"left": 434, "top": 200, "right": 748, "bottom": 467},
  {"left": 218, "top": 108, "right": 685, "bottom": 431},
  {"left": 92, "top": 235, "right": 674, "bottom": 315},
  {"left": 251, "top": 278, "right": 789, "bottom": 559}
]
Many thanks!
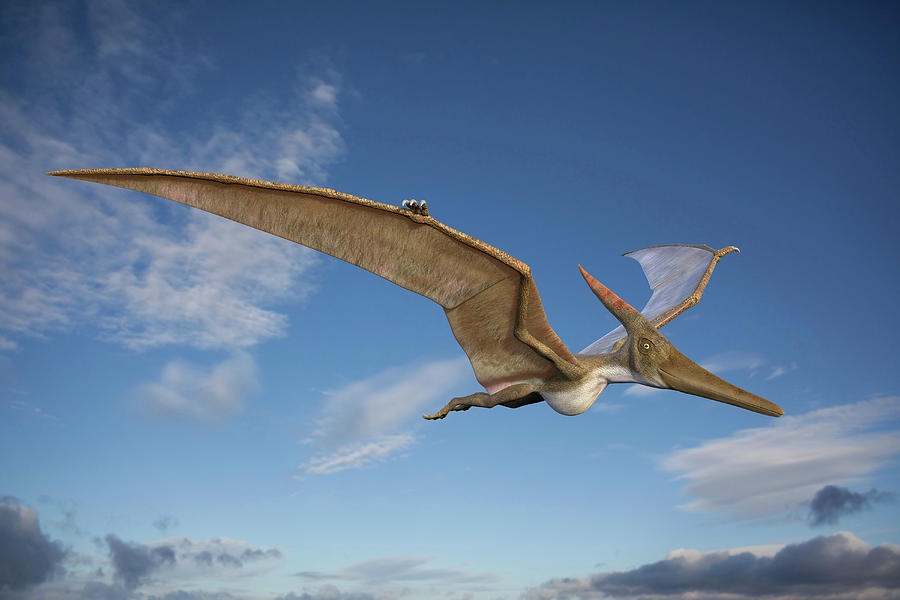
[{"left": 49, "top": 168, "right": 784, "bottom": 420}]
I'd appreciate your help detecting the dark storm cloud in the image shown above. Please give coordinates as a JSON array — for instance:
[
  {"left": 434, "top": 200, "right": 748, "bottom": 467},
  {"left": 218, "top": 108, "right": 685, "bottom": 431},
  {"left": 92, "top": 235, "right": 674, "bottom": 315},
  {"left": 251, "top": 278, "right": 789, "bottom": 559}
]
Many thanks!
[
  {"left": 809, "top": 485, "right": 894, "bottom": 526},
  {"left": 0, "top": 497, "right": 67, "bottom": 591},
  {"left": 525, "top": 532, "right": 900, "bottom": 599},
  {"left": 105, "top": 534, "right": 176, "bottom": 589}
]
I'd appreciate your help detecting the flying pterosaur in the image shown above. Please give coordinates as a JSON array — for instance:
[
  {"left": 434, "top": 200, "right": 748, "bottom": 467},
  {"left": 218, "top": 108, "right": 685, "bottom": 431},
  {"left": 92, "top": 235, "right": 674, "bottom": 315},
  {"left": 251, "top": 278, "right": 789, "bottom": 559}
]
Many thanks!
[{"left": 49, "top": 168, "right": 784, "bottom": 420}]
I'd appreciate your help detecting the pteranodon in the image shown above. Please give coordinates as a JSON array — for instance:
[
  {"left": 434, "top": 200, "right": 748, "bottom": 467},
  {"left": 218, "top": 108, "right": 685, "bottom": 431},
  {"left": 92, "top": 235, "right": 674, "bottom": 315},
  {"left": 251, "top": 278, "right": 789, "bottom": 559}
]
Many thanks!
[{"left": 48, "top": 168, "right": 784, "bottom": 420}]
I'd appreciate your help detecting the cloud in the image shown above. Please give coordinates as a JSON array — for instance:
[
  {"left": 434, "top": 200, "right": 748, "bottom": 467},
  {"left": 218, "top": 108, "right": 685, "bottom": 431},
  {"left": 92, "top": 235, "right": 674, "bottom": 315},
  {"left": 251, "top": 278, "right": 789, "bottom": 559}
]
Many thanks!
[
  {"left": 300, "top": 433, "right": 416, "bottom": 475},
  {"left": 524, "top": 531, "right": 900, "bottom": 599},
  {"left": 808, "top": 485, "right": 894, "bottom": 526},
  {"left": 105, "top": 534, "right": 175, "bottom": 590},
  {"left": 767, "top": 361, "right": 798, "bottom": 380},
  {"left": 0, "top": 497, "right": 67, "bottom": 591},
  {"left": 298, "top": 358, "right": 470, "bottom": 475},
  {"left": 152, "top": 515, "right": 178, "bottom": 533},
  {"left": 276, "top": 588, "right": 397, "bottom": 600},
  {"left": 135, "top": 353, "right": 259, "bottom": 421},
  {"left": 159, "top": 535, "right": 283, "bottom": 572},
  {"left": 0, "top": 2, "right": 342, "bottom": 352},
  {"left": 660, "top": 396, "right": 900, "bottom": 519},
  {"left": 295, "top": 555, "right": 499, "bottom": 585}
]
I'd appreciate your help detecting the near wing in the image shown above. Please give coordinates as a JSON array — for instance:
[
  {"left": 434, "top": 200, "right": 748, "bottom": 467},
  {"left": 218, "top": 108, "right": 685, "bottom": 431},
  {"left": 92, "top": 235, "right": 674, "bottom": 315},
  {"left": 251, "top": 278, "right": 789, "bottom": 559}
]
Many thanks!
[
  {"left": 580, "top": 244, "right": 739, "bottom": 355},
  {"left": 49, "top": 168, "right": 573, "bottom": 393}
]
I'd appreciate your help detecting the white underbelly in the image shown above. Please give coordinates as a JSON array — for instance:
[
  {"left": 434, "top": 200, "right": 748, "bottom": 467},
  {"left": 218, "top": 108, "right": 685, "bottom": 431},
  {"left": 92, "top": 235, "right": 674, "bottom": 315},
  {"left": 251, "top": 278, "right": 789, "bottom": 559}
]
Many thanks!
[{"left": 541, "top": 374, "right": 609, "bottom": 416}]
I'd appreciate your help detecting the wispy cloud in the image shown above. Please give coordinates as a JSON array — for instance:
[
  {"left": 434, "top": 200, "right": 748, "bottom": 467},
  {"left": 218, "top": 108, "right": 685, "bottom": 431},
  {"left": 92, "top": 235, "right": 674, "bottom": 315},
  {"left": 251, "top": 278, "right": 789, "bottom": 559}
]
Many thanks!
[
  {"left": 524, "top": 531, "right": 900, "bottom": 599},
  {"left": 660, "top": 396, "right": 900, "bottom": 519},
  {"left": 0, "top": 2, "right": 343, "bottom": 352},
  {"left": 301, "top": 433, "right": 416, "bottom": 475},
  {"left": 295, "top": 555, "right": 499, "bottom": 585},
  {"left": 298, "top": 358, "right": 470, "bottom": 475},
  {"left": 135, "top": 353, "right": 259, "bottom": 421},
  {"left": 767, "top": 361, "right": 798, "bottom": 380}
]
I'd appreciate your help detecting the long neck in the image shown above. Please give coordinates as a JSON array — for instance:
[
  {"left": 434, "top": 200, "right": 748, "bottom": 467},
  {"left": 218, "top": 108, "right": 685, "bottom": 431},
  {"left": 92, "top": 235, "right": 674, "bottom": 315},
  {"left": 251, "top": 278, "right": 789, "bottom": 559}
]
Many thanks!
[{"left": 574, "top": 349, "right": 637, "bottom": 383}]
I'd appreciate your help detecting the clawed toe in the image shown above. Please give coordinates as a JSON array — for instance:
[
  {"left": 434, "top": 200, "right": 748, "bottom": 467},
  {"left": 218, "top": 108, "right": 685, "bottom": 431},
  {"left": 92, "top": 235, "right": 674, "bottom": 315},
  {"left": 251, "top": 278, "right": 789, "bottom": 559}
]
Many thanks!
[{"left": 401, "top": 199, "right": 429, "bottom": 216}]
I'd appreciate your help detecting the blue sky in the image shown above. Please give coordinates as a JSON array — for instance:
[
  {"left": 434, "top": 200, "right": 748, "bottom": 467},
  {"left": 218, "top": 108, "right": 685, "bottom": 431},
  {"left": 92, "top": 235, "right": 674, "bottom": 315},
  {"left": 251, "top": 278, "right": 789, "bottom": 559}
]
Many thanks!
[{"left": 1, "top": 1, "right": 899, "bottom": 599}]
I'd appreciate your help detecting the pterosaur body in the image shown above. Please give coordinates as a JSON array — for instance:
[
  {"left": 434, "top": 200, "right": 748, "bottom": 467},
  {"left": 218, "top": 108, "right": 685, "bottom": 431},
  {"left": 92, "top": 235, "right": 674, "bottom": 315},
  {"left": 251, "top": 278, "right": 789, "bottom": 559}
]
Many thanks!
[{"left": 49, "top": 168, "right": 784, "bottom": 419}]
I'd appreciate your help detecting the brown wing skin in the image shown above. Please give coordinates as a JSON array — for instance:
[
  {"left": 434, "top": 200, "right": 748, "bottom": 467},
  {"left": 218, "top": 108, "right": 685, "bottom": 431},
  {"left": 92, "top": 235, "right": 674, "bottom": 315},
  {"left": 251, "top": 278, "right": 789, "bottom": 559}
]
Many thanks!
[{"left": 48, "top": 168, "right": 572, "bottom": 391}]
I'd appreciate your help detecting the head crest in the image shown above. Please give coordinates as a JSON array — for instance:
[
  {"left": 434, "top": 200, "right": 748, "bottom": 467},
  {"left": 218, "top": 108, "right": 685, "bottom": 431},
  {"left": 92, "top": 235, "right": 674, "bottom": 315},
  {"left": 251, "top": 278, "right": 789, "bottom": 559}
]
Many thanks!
[{"left": 578, "top": 264, "right": 642, "bottom": 328}]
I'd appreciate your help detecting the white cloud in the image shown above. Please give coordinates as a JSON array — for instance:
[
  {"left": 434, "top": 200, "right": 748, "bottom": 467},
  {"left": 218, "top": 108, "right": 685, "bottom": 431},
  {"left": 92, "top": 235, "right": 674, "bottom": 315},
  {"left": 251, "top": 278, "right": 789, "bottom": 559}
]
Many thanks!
[
  {"left": 299, "top": 358, "right": 470, "bottom": 474},
  {"left": 301, "top": 433, "right": 416, "bottom": 475},
  {"left": 660, "top": 396, "right": 900, "bottom": 519},
  {"left": 767, "top": 361, "right": 799, "bottom": 380},
  {"left": 0, "top": 3, "right": 344, "bottom": 352},
  {"left": 136, "top": 353, "right": 259, "bottom": 421}
]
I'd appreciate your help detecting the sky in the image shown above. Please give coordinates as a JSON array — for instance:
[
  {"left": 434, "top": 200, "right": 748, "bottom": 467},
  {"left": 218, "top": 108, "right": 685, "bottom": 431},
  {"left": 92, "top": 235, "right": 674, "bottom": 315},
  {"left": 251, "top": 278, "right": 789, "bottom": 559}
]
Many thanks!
[{"left": 1, "top": 1, "right": 899, "bottom": 599}]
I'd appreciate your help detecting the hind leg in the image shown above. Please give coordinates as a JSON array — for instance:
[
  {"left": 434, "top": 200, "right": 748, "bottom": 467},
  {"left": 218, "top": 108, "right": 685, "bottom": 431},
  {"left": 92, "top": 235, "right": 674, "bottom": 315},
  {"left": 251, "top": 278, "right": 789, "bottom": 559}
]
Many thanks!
[{"left": 423, "top": 383, "right": 539, "bottom": 420}]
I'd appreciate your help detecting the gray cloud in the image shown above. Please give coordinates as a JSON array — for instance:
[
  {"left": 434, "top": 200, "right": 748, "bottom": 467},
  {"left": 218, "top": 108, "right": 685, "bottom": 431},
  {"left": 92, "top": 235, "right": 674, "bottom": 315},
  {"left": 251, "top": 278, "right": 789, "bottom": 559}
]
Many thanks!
[
  {"left": 524, "top": 531, "right": 900, "bottom": 599},
  {"left": 809, "top": 485, "right": 894, "bottom": 526},
  {"left": 295, "top": 555, "right": 499, "bottom": 586},
  {"left": 105, "top": 534, "right": 175, "bottom": 590},
  {"left": 0, "top": 497, "right": 67, "bottom": 591}
]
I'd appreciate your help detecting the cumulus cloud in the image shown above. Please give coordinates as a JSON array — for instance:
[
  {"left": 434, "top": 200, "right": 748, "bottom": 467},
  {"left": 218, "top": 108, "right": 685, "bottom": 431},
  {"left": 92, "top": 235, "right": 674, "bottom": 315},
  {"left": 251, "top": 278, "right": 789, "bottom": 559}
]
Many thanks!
[
  {"left": 0, "top": 1, "right": 340, "bottom": 352},
  {"left": 660, "top": 396, "right": 900, "bottom": 518},
  {"left": 295, "top": 555, "right": 499, "bottom": 585},
  {"left": 524, "top": 531, "right": 900, "bottom": 599},
  {"left": 0, "top": 497, "right": 67, "bottom": 591},
  {"left": 808, "top": 485, "right": 894, "bottom": 526},
  {"left": 136, "top": 353, "right": 259, "bottom": 421},
  {"left": 97, "top": 535, "right": 284, "bottom": 594},
  {"left": 105, "top": 534, "right": 176, "bottom": 590},
  {"left": 299, "top": 358, "right": 470, "bottom": 475}
]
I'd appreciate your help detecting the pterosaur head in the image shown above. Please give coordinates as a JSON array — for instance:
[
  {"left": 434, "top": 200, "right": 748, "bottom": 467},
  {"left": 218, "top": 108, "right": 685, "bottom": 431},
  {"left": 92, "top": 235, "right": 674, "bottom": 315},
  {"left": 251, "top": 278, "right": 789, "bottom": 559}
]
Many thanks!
[{"left": 578, "top": 265, "right": 784, "bottom": 417}]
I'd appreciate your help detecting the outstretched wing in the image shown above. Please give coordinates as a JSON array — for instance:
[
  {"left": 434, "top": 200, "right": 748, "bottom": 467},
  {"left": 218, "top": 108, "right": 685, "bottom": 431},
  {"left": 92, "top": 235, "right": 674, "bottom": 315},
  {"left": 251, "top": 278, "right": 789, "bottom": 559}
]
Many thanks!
[
  {"left": 49, "top": 168, "right": 573, "bottom": 392},
  {"left": 580, "top": 244, "right": 739, "bottom": 355}
]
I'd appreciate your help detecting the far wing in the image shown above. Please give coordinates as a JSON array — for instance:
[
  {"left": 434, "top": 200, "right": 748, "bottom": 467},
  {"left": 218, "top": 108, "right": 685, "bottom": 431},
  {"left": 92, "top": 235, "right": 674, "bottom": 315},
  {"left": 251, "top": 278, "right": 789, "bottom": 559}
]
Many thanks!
[
  {"left": 580, "top": 244, "right": 739, "bottom": 355},
  {"left": 49, "top": 168, "right": 573, "bottom": 392}
]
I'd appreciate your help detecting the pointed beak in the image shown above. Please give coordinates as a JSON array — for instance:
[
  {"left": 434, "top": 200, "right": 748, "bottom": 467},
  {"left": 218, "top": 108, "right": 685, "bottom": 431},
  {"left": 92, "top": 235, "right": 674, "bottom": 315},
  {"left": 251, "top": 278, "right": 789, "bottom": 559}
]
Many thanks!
[{"left": 658, "top": 350, "right": 784, "bottom": 417}]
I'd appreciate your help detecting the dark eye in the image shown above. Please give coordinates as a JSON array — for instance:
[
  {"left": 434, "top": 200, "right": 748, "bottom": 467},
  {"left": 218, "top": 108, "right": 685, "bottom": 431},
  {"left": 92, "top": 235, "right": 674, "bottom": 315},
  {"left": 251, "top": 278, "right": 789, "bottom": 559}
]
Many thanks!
[{"left": 639, "top": 339, "right": 653, "bottom": 354}]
